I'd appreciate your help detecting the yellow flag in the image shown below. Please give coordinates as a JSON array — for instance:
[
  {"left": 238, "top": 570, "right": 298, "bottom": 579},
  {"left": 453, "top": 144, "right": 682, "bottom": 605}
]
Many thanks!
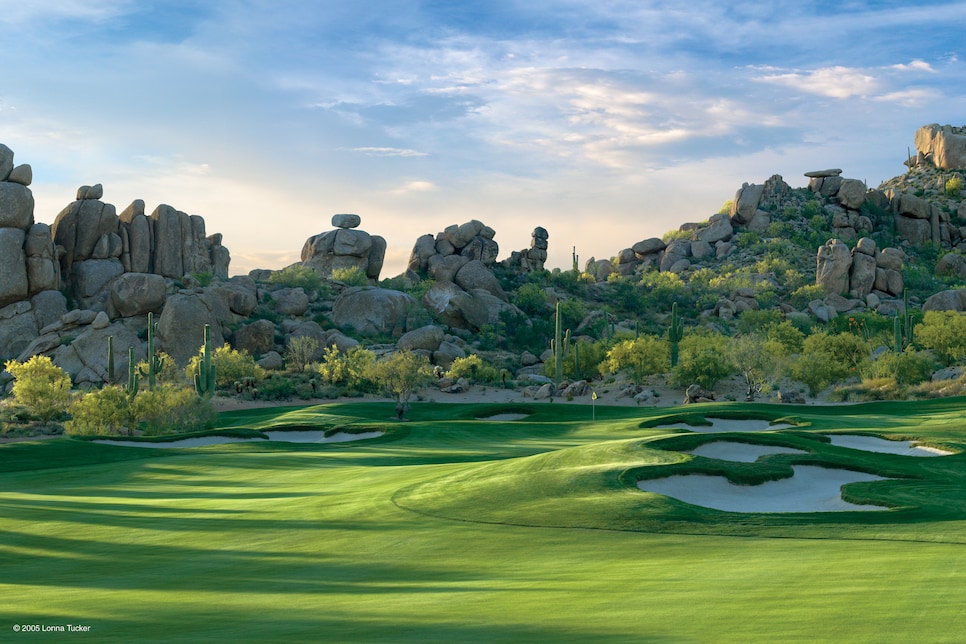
[{"left": 592, "top": 392, "right": 598, "bottom": 400}]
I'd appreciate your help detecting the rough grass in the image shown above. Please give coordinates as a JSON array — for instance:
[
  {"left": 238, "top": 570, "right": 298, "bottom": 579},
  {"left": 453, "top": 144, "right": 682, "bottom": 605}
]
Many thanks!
[{"left": 1, "top": 399, "right": 965, "bottom": 642}]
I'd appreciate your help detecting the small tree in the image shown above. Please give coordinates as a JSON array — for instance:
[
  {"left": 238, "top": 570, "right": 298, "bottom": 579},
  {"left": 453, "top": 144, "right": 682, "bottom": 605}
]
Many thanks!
[
  {"left": 915, "top": 310, "right": 966, "bottom": 365},
  {"left": 726, "top": 334, "right": 782, "bottom": 400},
  {"left": 286, "top": 336, "right": 321, "bottom": 373},
  {"left": 367, "top": 351, "right": 434, "bottom": 420},
  {"left": 4, "top": 356, "right": 72, "bottom": 426},
  {"left": 186, "top": 344, "right": 264, "bottom": 388},
  {"left": 318, "top": 345, "right": 376, "bottom": 390},
  {"left": 602, "top": 335, "right": 669, "bottom": 383},
  {"left": 671, "top": 331, "right": 733, "bottom": 390},
  {"left": 66, "top": 386, "right": 133, "bottom": 436}
]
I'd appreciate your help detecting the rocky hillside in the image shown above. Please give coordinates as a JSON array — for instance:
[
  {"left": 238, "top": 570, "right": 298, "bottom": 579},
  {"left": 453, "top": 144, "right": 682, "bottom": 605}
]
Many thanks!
[{"left": 2, "top": 124, "right": 966, "bottom": 398}]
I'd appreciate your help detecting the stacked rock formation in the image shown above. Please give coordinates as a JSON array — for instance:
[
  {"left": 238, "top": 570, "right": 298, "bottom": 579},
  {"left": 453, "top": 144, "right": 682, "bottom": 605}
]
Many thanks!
[
  {"left": 51, "top": 186, "right": 231, "bottom": 309},
  {"left": 730, "top": 174, "right": 792, "bottom": 233},
  {"left": 407, "top": 219, "right": 499, "bottom": 279},
  {"left": 501, "top": 226, "right": 549, "bottom": 272},
  {"left": 815, "top": 237, "right": 904, "bottom": 299},
  {"left": 0, "top": 145, "right": 67, "bottom": 361},
  {"left": 300, "top": 214, "right": 386, "bottom": 283}
]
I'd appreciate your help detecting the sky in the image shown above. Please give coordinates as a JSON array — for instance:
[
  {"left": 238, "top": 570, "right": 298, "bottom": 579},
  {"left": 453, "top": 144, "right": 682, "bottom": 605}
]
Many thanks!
[{"left": 1, "top": 1, "right": 965, "bottom": 277}]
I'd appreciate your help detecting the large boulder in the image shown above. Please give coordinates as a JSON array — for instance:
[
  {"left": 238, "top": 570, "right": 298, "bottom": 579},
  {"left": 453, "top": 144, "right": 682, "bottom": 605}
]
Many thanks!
[
  {"left": 694, "top": 214, "right": 733, "bottom": 244},
  {"left": 923, "top": 289, "right": 966, "bottom": 312},
  {"left": 915, "top": 124, "right": 966, "bottom": 169},
  {"left": 730, "top": 183, "right": 764, "bottom": 225},
  {"left": 836, "top": 179, "right": 868, "bottom": 210},
  {"left": 24, "top": 223, "right": 59, "bottom": 294},
  {"left": 397, "top": 325, "right": 445, "bottom": 352},
  {"left": 109, "top": 272, "right": 167, "bottom": 318},
  {"left": 454, "top": 260, "right": 507, "bottom": 301},
  {"left": 70, "top": 258, "right": 124, "bottom": 310},
  {"left": 0, "top": 301, "right": 37, "bottom": 361},
  {"left": 331, "top": 288, "right": 415, "bottom": 337},
  {"left": 30, "top": 290, "right": 68, "bottom": 330},
  {"left": 157, "top": 293, "right": 225, "bottom": 366},
  {"left": 0, "top": 228, "right": 28, "bottom": 307},
  {"left": 816, "top": 239, "right": 852, "bottom": 295},
  {"left": 0, "top": 181, "right": 34, "bottom": 230},
  {"left": 272, "top": 287, "right": 309, "bottom": 316},
  {"left": 51, "top": 320, "right": 144, "bottom": 387},
  {"left": 849, "top": 251, "right": 877, "bottom": 298},
  {"left": 233, "top": 319, "right": 276, "bottom": 356}
]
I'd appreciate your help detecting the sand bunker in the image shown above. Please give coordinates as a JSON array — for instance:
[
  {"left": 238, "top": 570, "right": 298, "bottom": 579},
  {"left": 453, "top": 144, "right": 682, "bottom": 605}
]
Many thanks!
[
  {"left": 827, "top": 434, "right": 953, "bottom": 456},
  {"left": 637, "top": 466, "right": 890, "bottom": 513},
  {"left": 660, "top": 418, "right": 793, "bottom": 433},
  {"left": 95, "top": 430, "right": 383, "bottom": 448},
  {"left": 686, "top": 441, "right": 807, "bottom": 463},
  {"left": 477, "top": 413, "right": 531, "bottom": 421}
]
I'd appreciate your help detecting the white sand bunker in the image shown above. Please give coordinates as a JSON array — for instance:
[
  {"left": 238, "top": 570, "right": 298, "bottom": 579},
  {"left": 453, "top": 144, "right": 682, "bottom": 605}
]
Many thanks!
[
  {"left": 827, "top": 434, "right": 953, "bottom": 457},
  {"left": 687, "top": 441, "right": 807, "bottom": 463},
  {"left": 95, "top": 430, "right": 383, "bottom": 448},
  {"left": 661, "top": 418, "right": 793, "bottom": 433},
  {"left": 477, "top": 413, "right": 531, "bottom": 421},
  {"left": 637, "top": 466, "right": 890, "bottom": 513}
]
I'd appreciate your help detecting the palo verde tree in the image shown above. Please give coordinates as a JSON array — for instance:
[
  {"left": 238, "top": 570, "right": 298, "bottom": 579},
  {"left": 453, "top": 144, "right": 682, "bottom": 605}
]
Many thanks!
[
  {"left": 4, "top": 356, "right": 72, "bottom": 426},
  {"left": 368, "top": 350, "right": 434, "bottom": 420}
]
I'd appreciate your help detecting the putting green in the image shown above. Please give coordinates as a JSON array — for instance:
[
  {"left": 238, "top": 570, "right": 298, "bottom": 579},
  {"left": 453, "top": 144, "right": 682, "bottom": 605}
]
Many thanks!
[{"left": 1, "top": 399, "right": 965, "bottom": 642}]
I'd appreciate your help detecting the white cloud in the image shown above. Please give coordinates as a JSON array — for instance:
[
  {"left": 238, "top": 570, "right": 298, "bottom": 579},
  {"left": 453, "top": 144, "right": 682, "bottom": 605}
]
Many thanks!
[
  {"left": 892, "top": 60, "right": 937, "bottom": 73},
  {"left": 755, "top": 66, "right": 882, "bottom": 99},
  {"left": 351, "top": 147, "right": 428, "bottom": 157}
]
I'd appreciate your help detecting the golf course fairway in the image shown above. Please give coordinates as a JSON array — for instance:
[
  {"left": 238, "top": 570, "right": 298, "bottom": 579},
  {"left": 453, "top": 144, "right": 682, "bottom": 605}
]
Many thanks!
[{"left": 1, "top": 399, "right": 964, "bottom": 642}]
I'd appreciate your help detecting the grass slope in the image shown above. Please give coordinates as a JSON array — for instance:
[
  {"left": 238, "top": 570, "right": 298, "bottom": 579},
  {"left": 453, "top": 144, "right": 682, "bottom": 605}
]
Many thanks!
[{"left": 1, "top": 399, "right": 965, "bottom": 642}]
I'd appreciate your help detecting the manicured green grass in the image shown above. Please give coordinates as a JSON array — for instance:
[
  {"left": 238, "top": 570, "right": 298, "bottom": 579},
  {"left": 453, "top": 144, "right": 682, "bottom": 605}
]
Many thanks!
[{"left": 1, "top": 399, "right": 965, "bottom": 642}]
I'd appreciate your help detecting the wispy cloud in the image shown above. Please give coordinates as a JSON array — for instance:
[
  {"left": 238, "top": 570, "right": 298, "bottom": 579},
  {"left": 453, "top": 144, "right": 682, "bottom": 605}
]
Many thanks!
[{"left": 350, "top": 147, "right": 428, "bottom": 157}]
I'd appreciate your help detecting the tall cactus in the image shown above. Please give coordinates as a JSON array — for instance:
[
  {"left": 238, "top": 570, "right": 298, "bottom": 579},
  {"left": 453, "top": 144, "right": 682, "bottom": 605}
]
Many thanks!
[
  {"left": 668, "top": 302, "right": 683, "bottom": 367},
  {"left": 139, "top": 311, "right": 164, "bottom": 390},
  {"left": 126, "top": 346, "right": 140, "bottom": 395},
  {"left": 107, "top": 335, "right": 115, "bottom": 385},
  {"left": 893, "top": 316, "right": 903, "bottom": 353},
  {"left": 194, "top": 324, "right": 217, "bottom": 398},
  {"left": 573, "top": 342, "right": 581, "bottom": 380},
  {"left": 572, "top": 246, "right": 579, "bottom": 273},
  {"left": 553, "top": 301, "right": 563, "bottom": 382},
  {"left": 903, "top": 288, "right": 914, "bottom": 348}
]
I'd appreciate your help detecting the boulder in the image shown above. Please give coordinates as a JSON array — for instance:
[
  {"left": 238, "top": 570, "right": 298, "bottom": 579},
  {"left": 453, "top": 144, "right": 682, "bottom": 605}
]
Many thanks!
[
  {"left": 30, "top": 290, "right": 68, "bottom": 330},
  {"left": 321, "top": 329, "right": 360, "bottom": 353},
  {"left": 915, "top": 124, "right": 966, "bottom": 169},
  {"left": 923, "top": 289, "right": 966, "bottom": 312},
  {"left": 52, "top": 197, "right": 119, "bottom": 268},
  {"left": 70, "top": 258, "right": 124, "bottom": 310},
  {"left": 0, "top": 181, "right": 34, "bottom": 230},
  {"left": 331, "top": 288, "right": 415, "bottom": 337},
  {"left": 433, "top": 341, "right": 466, "bottom": 370},
  {"left": 0, "top": 301, "right": 37, "bottom": 361},
  {"left": 875, "top": 247, "right": 904, "bottom": 271},
  {"left": 684, "top": 384, "right": 715, "bottom": 404},
  {"left": 836, "top": 179, "right": 867, "bottom": 209},
  {"left": 0, "top": 228, "right": 28, "bottom": 307},
  {"left": 849, "top": 251, "right": 877, "bottom": 298},
  {"left": 272, "top": 287, "right": 309, "bottom": 316},
  {"left": 397, "top": 325, "right": 445, "bottom": 352},
  {"left": 157, "top": 293, "right": 224, "bottom": 367},
  {"left": 0, "top": 143, "right": 13, "bottom": 181},
  {"left": 808, "top": 299, "right": 837, "bottom": 322},
  {"left": 453, "top": 260, "right": 508, "bottom": 302},
  {"left": 895, "top": 215, "right": 932, "bottom": 246},
  {"left": 428, "top": 254, "right": 469, "bottom": 282},
  {"left": 332, "top": 213, "right": 362, "bottom": 229},
  {"left": 694, "top": 213, "right": 733, "bottom": 244},
  {"left": 632, "top": 238, "right": 665, "bottom": 258},
  {"left": 257, "top": 351, "right": 284, "bottom": 371},
  {"left": 730, "top": 183, "right": 764, "bottom": 224},
  {"left": 816, "top": 239, "right": 852, "bottom": 295},
  {"left": 233, "top": 319, "right": 277, "bottom": 356},
  {"left": 51, "top": 320, "right": 144, "bottom": 387},
  {"left": 109, "top": 272, "right": 167, "bottom": 318}
]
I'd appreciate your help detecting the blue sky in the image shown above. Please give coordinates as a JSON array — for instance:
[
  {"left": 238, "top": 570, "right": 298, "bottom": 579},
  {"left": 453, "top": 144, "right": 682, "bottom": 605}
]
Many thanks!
[{"left": 1, "top": 1, "right": 964, "bottom": 276}]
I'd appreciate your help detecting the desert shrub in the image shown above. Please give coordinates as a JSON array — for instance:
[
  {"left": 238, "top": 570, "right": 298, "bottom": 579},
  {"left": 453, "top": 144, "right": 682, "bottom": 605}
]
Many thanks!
[
  {"left": 829, "top": 377, "right": 904, "bottom": 402},
  {"left": 267, "top": 265, "right": 323, "bottom": 292},
  {"left": 671, "top": 330, "right": 734, "bottom": 390},
  {"left": 186, "top": 345, "right": 265, "bottom": 388},
  {"left": 601, "top": 335, "right": 668, "bottom": 383},
  {"left": 447, "top": 354, "right": 502, "bottom": 385},
  {"left": 65, "top": 386, "right": 133, "bottom": 436},
  {"left": 136, "top": 351, "right": 182, "bottom": 386},
  {"left": 4, "top": 356, "right": 72, "bottom": 425},
  {"left": 331, "top": 266, "right": 369, "bottom": 286},
  {"left": 191, "top": 271, "right": 214, "bottom": 287},
  {"left": 318, "top": 346, "right": 377, "bottom": 391},
  {"left": 946, "top": 176, "right": 963, "bottom": 198},
  {"left": 511, "top": 283, "right": 551, "bottom": 315},
  {"left": 257, "top": 374, "right": 298, "bottom": 400},
  {"left": 285, "top": 336, "right": 321, "bottom": 373},
  {"left": 661, "top": 229, "right": 691, "bottom": 243},
  {"left": 736, "top": 310, "right": 784, "bottom": 334},
  {"left": 130, "top": 385, "right": 214, "bottom": 435},
  {"left": 789, "top": 284, "right": 826, "bottom": 308},
  {"left": 366, "top": 351, "right": 435, "bottom": 419},
  {"left": 789, "top": 331, "right": 870, "bottom": 396},
  {"left": 915, "top": 310, "right": 966, "bottom": 365},
  {"left": 765, "top": 320, "right": 806, "bottom": 355},
  {"left": 862, "top": 350, "right": 936, "bottom": 385}
]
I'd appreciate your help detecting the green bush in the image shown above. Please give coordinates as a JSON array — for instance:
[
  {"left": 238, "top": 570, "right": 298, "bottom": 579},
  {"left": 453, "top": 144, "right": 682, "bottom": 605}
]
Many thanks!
[
  {"left": 446, "top": 355, "right": 502, "bottom": 385},
  {"left": 915, "top": 310, "right": 966, "bottom": 365},
  {"left": 130, "top": 385, "right": 214, "bottom": 435},
  {"left": 185, "top": 345, "right": 265, "bottom": 388},
  {"left": 267, "top": 265, "right": 323, "bottom": 292},
  {"left": 945, "top": 176, "right": 963, "bottom": 198},
  {"left": 3, "top": 356, "right": 72, "bottom": 425},
  {"left": 511, "top": 283, "right": 551, "bottom": 316},
  {"left": 671, "top": 331, "right": 734, "bottom": 390},
  {"left": 318, "top": 346, "right": 377, "bottom": 391},
  {"left": 331, "top": 266, "right": 369, "bottom": 286},
  {"left": 601, "top": 336, "right": 668, "bottom": 383},
  {"left": 66, "top": 386, "right": 133, "bottom": 436}
]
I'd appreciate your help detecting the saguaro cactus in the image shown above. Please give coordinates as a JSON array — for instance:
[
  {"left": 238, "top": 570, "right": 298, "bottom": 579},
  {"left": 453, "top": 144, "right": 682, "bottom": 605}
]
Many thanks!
[
  {"left": 553, "top": 301, "right": 564, "bottom": 382},
  {"left": 194, "top": 324, "right": 217, "bottom": 398},
  {"left": 669, "top": 302, "right": 683, "bottom": 367},
  {"left": 139, "top": 311, "right": 164, "bottom": 390},
  {"left": 107, "top": 336, "right": 115, "bottom": 385},
  {"left": 126, "top": 347, "right": 140, "bottom": 395}
]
